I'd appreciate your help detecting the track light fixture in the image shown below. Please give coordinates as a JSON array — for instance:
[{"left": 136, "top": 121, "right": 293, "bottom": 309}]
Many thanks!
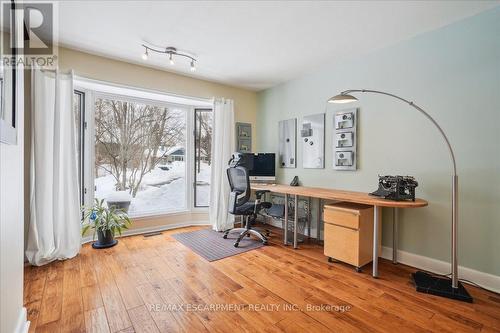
[{"left": 141, "top": 44, "right": 197, "bottom": 71}]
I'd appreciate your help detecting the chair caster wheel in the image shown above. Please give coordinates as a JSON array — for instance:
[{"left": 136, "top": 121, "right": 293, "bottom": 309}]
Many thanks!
[
  {"left": 234, "top": 243, "right": 239, "bottom": 248},
  {"left": 355, "top": 267, "right": 362, "bottom": 273},
  {"left": 223, "top": 235, "right": 228, "bottom": 239},
  {"left": 328, "top": 257, "right": 334, "bottom": 263},
  {"left": 263, "top": 241, "right": 268, "bottom": 246}
]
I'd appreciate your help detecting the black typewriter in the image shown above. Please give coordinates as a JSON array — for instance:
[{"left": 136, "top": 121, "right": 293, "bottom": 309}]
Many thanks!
[{"left": 370, "top": 175, "right": 418, "bottom": 201}]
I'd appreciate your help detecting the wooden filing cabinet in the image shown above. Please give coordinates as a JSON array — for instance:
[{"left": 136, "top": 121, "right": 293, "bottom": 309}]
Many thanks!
[{"left": 323, "top": 202, "right": 381, "bottom": 271}]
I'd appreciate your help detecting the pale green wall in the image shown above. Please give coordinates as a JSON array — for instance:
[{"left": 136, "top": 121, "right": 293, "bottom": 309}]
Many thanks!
[{"left": 257, "top": 7, "right": 500, "bottom": 276}]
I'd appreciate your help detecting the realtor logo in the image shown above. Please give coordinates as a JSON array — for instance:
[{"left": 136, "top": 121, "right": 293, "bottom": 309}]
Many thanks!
[{"left": 1, "top": 1, "right": 58, "bottom": 68}]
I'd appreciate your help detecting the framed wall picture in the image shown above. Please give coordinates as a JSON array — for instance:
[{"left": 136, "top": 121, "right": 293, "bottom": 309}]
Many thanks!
[
  {"left": 301, "top": 113, "right": 325, "bottom": 169},
  {"left": 0, "top": 1, "right": 18, "bottom": 145},
  {"left": 0, "top": 71, "right": 3, "bottom": 117},
  {"left": 278, "top": 118, "right": 297, "bottom": 168},
  {"left": 0, "top": 63, "right": 17, "bottom": 145},
  {"left": 236, "top": 122, "right": 252, "bottom": 152}
]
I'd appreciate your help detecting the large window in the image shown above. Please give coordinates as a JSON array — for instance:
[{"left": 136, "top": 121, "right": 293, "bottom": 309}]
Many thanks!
[
  {"left": 75, "top": 81, "right": 213, "bottom": 218},
  {"left": 93, "top": 95, "right": 187, "bottom": 216},
  {"left": 194, "top": 109, "right": 212, "bottom": 207}
]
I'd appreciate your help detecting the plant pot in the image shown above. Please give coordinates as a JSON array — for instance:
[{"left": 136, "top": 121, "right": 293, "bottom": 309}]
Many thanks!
[
  {"left": 106, "top": 191, "right": 132, "bottom": 213},
  {"left": 92, "top": 229, "right": 118, "bottom": 249}
]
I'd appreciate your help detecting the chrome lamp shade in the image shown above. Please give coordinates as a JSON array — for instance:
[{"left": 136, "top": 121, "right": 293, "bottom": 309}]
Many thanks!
[{"left": 327, "top": 94, "right": 358, "bottom": 104}]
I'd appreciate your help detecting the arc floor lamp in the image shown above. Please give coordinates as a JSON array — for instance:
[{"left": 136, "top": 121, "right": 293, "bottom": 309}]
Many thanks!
[{"left": 328, "top": 89, "right": 472, "bottom": 302}]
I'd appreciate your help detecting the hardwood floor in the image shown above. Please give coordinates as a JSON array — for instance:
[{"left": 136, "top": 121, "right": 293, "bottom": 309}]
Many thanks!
[{"left": 24, "top": 226, "right": 500, "bottom": 333}]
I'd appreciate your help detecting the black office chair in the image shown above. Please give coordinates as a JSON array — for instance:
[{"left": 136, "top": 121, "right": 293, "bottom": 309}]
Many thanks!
[{"left": 223, "top": 163, "right": 272, "bottom": 247}]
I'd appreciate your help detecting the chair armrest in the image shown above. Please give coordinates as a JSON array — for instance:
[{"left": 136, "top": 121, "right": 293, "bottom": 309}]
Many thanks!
[
  {"left": 255, "top": 190, "right": 270, "bottom": 199},
  {"left": 260, "top": 202, "right": 272, "bottom": 209}
]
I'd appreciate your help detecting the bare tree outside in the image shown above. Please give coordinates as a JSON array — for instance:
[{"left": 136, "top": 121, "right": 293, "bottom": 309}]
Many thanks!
[
  {"left": 194, "top": 109, "right": 213, "bottom": 207},
  {"left": 195, "top": 110, "right": 212, "bottom": 173},
  {"left": 92, "top": 95, "right": 212, "bottom": 215},
  {"left": 94, "top": 98, "right": 185, "bottom": 198}
]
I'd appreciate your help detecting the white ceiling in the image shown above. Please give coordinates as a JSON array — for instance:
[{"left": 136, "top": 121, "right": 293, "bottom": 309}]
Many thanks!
[{"left": 58, "top": 1, "right": 499, "bottom": 91}]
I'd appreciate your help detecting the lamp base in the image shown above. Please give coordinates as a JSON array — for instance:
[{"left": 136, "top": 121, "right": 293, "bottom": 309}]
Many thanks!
[{"left": 411, "top": 271, "right": 473, "bottom": 303}]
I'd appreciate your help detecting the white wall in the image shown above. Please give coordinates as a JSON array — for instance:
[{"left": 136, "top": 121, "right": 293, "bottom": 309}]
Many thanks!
[{"left": 0, "top": 69, "right": 27, "bottom": 332}]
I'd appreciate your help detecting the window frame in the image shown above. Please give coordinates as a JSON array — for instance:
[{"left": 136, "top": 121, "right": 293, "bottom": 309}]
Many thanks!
[
  {"left": 193, "top": 108, "right": 213, "bottom": 208},
  {"left": 73, "top": 90, "right": 86, "bottom": 206},
  {"left": 80, "top": 89, "right": 208, "bottom": 218}
]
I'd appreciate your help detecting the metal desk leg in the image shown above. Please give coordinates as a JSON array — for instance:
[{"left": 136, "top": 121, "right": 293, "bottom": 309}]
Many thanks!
[
  {"left": 317, "top": 198, "right": 322, "bottom": 243},
  {"left": 372, "top": 206, "right": 381, "bottom": 278},
  {"left": 307, "top": 197, "right": 312, "bottom": 239},
  {"left": 293, "top": 195, "right": 298, "bottom": 249},
  {"left": 393, "top": 208, "right": 399, "bottom": 264},
  {"left": 284, "top": 194, "right": 289, "bottom": 245}
]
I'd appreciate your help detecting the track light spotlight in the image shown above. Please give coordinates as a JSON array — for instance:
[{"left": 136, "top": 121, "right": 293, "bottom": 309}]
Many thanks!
[{"left": 140, "top": 44, "right": 197, "bottom": 70}]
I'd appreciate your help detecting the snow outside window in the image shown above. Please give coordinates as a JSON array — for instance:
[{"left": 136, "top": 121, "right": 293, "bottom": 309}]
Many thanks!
[{"left": 93, "top": 96, "right": 188, "bottom": 217}]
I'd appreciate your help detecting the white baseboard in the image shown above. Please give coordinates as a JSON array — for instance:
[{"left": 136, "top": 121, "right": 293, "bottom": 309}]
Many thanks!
[
  {"left": 15, "top": 307, "right": 29, "bottom": 333},
  {"left": 381, "top": 246, "right": 500, "bottom": 294},
  {"left": 81, "top": 220, "right": 210, "bottom": 244}
]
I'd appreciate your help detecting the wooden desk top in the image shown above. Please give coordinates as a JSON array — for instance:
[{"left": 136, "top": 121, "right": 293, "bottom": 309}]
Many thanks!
[{"left": 251, "top": 183, "right": 428, "bottom": 208}]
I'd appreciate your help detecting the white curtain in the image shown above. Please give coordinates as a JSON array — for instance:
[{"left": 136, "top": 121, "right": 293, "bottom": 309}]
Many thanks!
[
  {"left": 209, "top": 98, "right": 235, "bottom": 231},
  {"left": 26, "top": 69, "right": 81, "bottom": 266}
]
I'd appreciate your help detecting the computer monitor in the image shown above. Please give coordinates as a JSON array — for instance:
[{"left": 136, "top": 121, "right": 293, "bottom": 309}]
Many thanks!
[{"left": 241, "top": 153, "right": 276, "bottom": 182}]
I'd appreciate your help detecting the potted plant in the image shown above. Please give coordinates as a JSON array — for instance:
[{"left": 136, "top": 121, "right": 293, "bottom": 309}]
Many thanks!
[{"left": 82, "top": 198, "right": 132, "bottom": 249}]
